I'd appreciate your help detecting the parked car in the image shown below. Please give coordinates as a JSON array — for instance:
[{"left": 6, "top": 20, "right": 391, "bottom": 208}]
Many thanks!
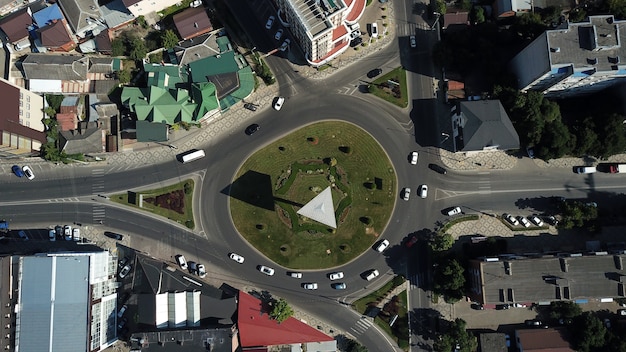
[
  {"left": 529, "top": 215, "right": 544, "bottom": 226},
  {"left": 11, "top": 165, "right": 24, "bottom": 177},
  {"left": 332, "top": 282, "right": 347, "bottom": 290},
  {"left": 265, "top": 16, "right": 275, "bottom": 30},
  {"left": 428, "top": 163, "right": 447, "bottom": 174},
  {"left": 370, "top": 22, "right": 379, "bottom": 38},
  {"left": 289, "top": 272, "right": 303, "bottom": 278},
  {"left": 350, "top": 37, "right": 363, "bottom": 47},
  {"left": 48, "top": 229, "right": 56, "bottom": 241},
  {"left": 402, "top": 187, "right": 411, "bottom": 201},
  {"left": 470, "top": 303, "right": 484, "bottom": 310},
  {"left": 504, "top": 214, "right": 519, "bottom": 226},
  {"left": 525, "top": 319, "right": 542, "bottom": 326},
  {"left": 496, "top": 304, "right": 511, "bottom": 310},
  {"left": 117, "top": 305, "right": 128, "bottom": 318},
  {"left": 72, "top": 228, "right": 81, "bottom": 241},
  {"left": 349, "top": 30, "right": 361, "bottom": 40},
  {"left": 243, "top": 103, "right": 257, "bottom": 111},
  {"left": 409, "top": 151, "right": 418, "bottom": 165},
  {"left": 365, "top": 269, "right": 379, "bottom": 281},
  {"left": 619, "top": 309, "right": 626, "bottom": 316},
  {"left": 273, "top": 96, "right": 285, "bottom": 111},
  {"left": 303, "top": 282, "right": 318, "bottom": 290},
  {"left": 64, "top": 225, "right": 72, "bottom": 240},
  {"left": 505, "top": 334, "right": 511, "bottom": 348},
  {"left": 55, "top": 225, "right": 63, "bottom": 238},
  {"left": 575, "top": 166, "right": 596, "bottom": 174},
  {"left": 279, "top": 38, "right": 291, "bottom": 51},
  {"left": 197, "top": 264, "right": 206, "bottom": 278},
  {"left": 405, "top": 235, "right": 418, "bottom": 248},
  {"left": 119, "top": 257, "right": 129, "bottom": 268},
  {"left": 22, "top": 165, "right": 34, "bottom": 180},
  {"left": 518, "top": 216, "right": 531, "bottom": 228},
  {"left": 526, "top": 146, "right": 535, "bottom": 159},
  {"left": 229, "top": 253, "right": 245, "bottom": 264},
  {"left": 18, "top": 230, "right": 28, "bottom": 241},
  {"left": 117, "top": 317, "right": 128, "bottom": 330},
  {"left": 409, "top": 35, "right": 416, "bottom": 48},
  {"left": 447, "top": 207, "right": 462, "bottom": 216},
  {"left": 418, "top": 184, "right": 428, "bottom": 198},
  {"left": 245, "top": 124, "right": 260, "bottom": 135},
  {"left": 258, "top": 265, "right": 275, "bottom": 276},
  {"left": 119, "top": 264, "right": 132, "bottom": 279},
  {"left": 176, "top": 255, "right": 188, "bottom": 270},
  {"left": 274, "top": 29, "right": 283, "bottom": 40},
  {"left": 604, "top": 318, "right": 611, "bottom": 329},
  {"left": 367, "top": 68, "right": 382, "bottom": 78},
  {"left": 375, "top": 239, "right": 389, "bottom": 252},
  {"left": 329, "top": 272, "right": 344, "bottom": 280},
  {"left": 106, "top": 232, "right": 124, "bottom": 240}
]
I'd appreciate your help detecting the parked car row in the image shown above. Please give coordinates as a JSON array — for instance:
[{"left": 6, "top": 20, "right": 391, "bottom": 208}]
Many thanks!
[
  {"left": 265, "top": 15, "right": 291, "bottom": 52},
  {"left": 11, "top": 165, "right": 34, "bottom": 180},
  {"left": 175, "top": 255, "right": 206, "bottom": 278},
  {"left": 503, "top": 214, "right": 546, "bottom": 228}
]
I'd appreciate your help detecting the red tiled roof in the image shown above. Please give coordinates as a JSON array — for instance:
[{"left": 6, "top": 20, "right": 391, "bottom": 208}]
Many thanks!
[
  {"left": 0, "top": 8, "right": 32, "bottom": 43},
  {"left": 38, "top": 20, "right": 73, "bottom": 48},
  {"left": 332, "top": 25, "right": 348, "bottom": 40},
  {"left": 173, "top": 7, "right": 213, "bottom": 40},
  {"left": 516, "top": 328, "right": 574, "bottom": 351},
  {"left": 237, "top": 292, "right": 334, "bottom": 348},
  {"left": 345, "top": 0, "right": 366, "bottom": 23},
  {"left": 56, "top": 113, "right": 78, "bottom": 131}
]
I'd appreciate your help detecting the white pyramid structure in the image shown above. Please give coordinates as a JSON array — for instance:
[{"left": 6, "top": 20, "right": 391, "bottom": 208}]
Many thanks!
[{"left": 297, "top": 186, "right": 337, "bottom": 228}]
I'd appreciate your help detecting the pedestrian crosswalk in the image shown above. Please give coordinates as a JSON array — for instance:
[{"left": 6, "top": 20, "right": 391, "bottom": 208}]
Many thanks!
[
  {"left": 92, "top": 169, "right": 106, "bottom": 224},
  {"left": 350, "top": 317, "right": 373, "bottom": 335}
]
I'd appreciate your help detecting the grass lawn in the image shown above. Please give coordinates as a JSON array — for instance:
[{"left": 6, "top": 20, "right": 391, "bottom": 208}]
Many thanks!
[
  {"left": 111, "top": 180, "right": 195, "bottom": 229},
  {"left": 230, "top": 121, "right": 396, "bottom": 269},
  {"left": 368, "top": 67, "right": 408, "bottom": 108}
]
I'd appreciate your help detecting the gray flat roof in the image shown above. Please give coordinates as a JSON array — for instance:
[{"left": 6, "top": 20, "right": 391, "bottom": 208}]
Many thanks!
[
  {"left": 287, "top": 0, "right": 336, "bottom": 37},
  {"left": 478, "top": 254, "right": 626, "bottom": 304},
  {"left": 18, "top": 256, "right": 89, "bottom": 352},
  {"left": 548, "top": 15, "right": 626, "bottom": 71}
]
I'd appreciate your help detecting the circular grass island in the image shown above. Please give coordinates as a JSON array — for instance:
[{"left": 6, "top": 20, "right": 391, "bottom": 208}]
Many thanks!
[{"left": 229, "top": 121, "right": 397, "bottom": 269}]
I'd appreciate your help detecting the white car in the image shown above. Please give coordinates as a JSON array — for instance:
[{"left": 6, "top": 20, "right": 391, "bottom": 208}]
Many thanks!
[
  {"left": 289, "top": 272, "right": 303, "bottom": 278},
  {"left": 229, "top": 253, "right": 245, "bottom": 264},
  {"left": 303, "top": 282, "right": 318, "bottom": 290},
  {"left": 375, "top": 239, "right": 389, "bottom": 252},
  {"left": 529, "top": 216, "right": 544, "bottom": 227},
  {"left": 519, "top": 216, "right": 531, "bottom": 228},
  {"left": 119, "top": 264, "right": 132, "bottom": 279},
  {"left": 370, "top": 22, "right": 378, "bottom": 38},
  {"left": 280, "top": 38, "right": 291, "bottom": 51},
  {"left": 197, "top": 264, "right": 206, "bottom": 278},
  {"left": 48, "top": 229, "right": 56, "bottom": 241},
  {"left": 63, "top": 225, "right": 72, "bottom": 241},
  {"left": 176, "top": 255, "right": 188, "bottom": 270},
  {"left": 273, "top": 96, "right": 285, "bottom": 111},
  {"left": 349, "top": 30, "right": 361, "bottom": 40},
  {"left": 402, "top": 187, "right": 411, "bottom": 201},
  {"left": 418, "top": 184, "right": 428, "bottom": 198},
  {"left": 410, "top": 35, "right": 416, "bottom": 48},
  {"left": 447, "top": 207, "right": 462, "bottom": 216},
  {"left": 365, "top": 269, "right": 379, "bottom": 281},
  {"left": 72, "top": 228, "right": 80, "bottom": 241},
  {"left": 504, "top": 214, "right": 519, "bottom": 226},
  {"left": 22, "top": 165, "right": 34, "bottom": 180},
  {"left": 410, "top": 151, "right": 418, "bottom": 165},
  {"left": 265, "top": 16, "right": 275, "bottom": 30},
  {"left": 329, "top": 272, "right": 344, "bottom": 280},
  {"left": 259, "top": 265, "right": 275, "bottom": 276},
  {"left": 274, "top": 29, "right": 283, "bottom": 40}
]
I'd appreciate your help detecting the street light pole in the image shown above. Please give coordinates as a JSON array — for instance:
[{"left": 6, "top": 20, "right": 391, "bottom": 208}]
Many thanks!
[{"left": 441, "top": 132, "right": 450, "bottom": 144}]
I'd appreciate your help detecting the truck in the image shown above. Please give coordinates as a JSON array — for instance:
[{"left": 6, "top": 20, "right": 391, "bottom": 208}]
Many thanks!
[
  {"left": 0, "top": 221, "right": 7, "bottom": 233},
  {"left": 609, "top": 164, "right": 626, "bottom": 173}
]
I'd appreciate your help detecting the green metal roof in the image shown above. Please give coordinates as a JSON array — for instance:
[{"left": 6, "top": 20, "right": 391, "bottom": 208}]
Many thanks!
[
  {"left": 216, "top": 36, "right": 231, "bottom": 52},
  {"left": 144, "top": 63, "right": 186, "bottom": 88},
  {"left": 136, "top": 120, "right": 168, "bottom": 142},
  {"left": 188, "top": 51, "right": 239, "bottom": 81},
  {"left": 218, "top": 66, "right": 255, "bottom": 111}
]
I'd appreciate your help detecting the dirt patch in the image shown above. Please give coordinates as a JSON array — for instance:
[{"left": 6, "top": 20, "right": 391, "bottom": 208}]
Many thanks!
[
  {"left": 378, "top": 79, "right": 402, "bottom": 98},
  {"left": 144, "top": 190, "right": 185, "bottom": 214}
]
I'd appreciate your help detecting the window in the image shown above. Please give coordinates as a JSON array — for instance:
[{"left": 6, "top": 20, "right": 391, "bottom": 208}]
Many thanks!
[
  {"left": 19, "top": 109, "right": 22, "bottom": 116},
  {"left": 26, "top": 112, "right": 30, "bottom": 118},
  {"left": 26, "top": 96, "right": 30, "bottom": 102}
]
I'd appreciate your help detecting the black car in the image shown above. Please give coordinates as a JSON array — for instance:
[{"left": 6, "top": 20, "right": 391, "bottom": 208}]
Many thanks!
[
  {"left": 428, "top": 163, "right": 447, "bottom": 175},
  {"left": 367, "top": 68, "right": 383, "bottom": 78},
  {"left": 105, "top": 231, "right": 124, "bottom": 240},
  {"left": 496, "top": 304, "right": 510, "bottom": 310},
  {"left": 244, "top": 103, "right": 257, "bottom": 112},
  {"left": 350, "top": 37, "right": 362, "bottom": 47},
  {"left": 245, "top": 123, "right": 260, "bottom": 135}
]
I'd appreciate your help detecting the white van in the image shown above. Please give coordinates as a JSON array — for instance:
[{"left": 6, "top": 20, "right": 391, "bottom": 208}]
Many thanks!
[
  {"left": 180, "top": 149, "right": 205, "bottom": 163},
  {"left": 575, "top": 166, "right": 596, "bottom": 174}
]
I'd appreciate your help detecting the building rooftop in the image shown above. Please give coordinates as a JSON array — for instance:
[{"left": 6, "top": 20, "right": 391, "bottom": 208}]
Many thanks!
[
  {"left": 286, "top": 0, "right": 336, "bottom": 38},
  {"left": 173, "top": 6, "right": 212, "bottom": 40},
  {"left": 22, "top": 54, "right": 89, "bottom": 80},
  {"left": 458, "top": 100, "right": 520, "bottom": 152},
  {"left": 548, "top": 15, "right": 626, "bottom": 72},
  {"left": 0, "top": 7, "right": 32, "bottom": 42},
  {"left": 516, "top": 328, "right": 574, "bottom": 351}
]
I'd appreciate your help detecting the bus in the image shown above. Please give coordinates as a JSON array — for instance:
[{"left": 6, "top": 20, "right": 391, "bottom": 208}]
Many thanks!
[{"left": 179, "top": 149, "right": 205, "bottom": 163}]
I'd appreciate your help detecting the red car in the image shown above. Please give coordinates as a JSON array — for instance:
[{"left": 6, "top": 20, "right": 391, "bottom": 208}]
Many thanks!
[{"left": 405, "top": 236, "right": 418, "bottom": 248}]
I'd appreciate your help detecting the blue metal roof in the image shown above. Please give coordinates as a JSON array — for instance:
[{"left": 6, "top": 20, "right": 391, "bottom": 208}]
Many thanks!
[{"left": 33, "top": 4, "right": 64, "bottom": 28}]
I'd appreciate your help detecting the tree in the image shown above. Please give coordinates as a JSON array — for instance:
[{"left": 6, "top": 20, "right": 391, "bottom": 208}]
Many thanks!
[
  {"left": 269, "top": 298, "right": 293, "bottom": 323},
  {"left": 429, "top": 232, "right": 454, "bottom": 252},
  {"left": 434, "top": 258, "right": 465, "bottom": 303},
  {"left": 568, "top": 7, "right": 587, "bottom": 22},
  {"left": 434, "top": 319, "right": 478, "bottom": 352},
  {"left": 457, "top": 0, "right": 471, "bottom": 11},
  {"left": 548, "top": 301, "right": 582, "bottom": 320},
  {"left": 537, "top": 119, "right": 574, "bottom": 159},
  {"left": 598, "top": 113, "right": 626, "bottom": 158},
  {"left": 470, "top": 6, "right": 485, "bottom": 24},
  {"left": 129, "top": 38, "right": 148, "bottom": 60},
  {"left": 573, "top": 312, "right": 607, "bottom": 352},
  {"left": 117, "top": 69, "right": 131, "bottom": 84},
  {"left": 161, "top": 30, "right": 179, "bottom": 49},
  {"left": 608, "top": 0, "right": 626, "bottom": 19},
  {"left": 574, "top": 117, "right": 600, "bottom": 156},
  {"left": 561, "top": 201, "right": 598, "bottom": 229},
  {"left": 345, "top": 338, "right": 368, "bottom": 352},
  {"left": 512, "top": 12, "right": 546, "bottom": 40},
  {"left": 111, "top": 38, "right": 125, "bottom": 56},
  {"left": 435, "top": 0, "right": 447, "bottom": 15}
]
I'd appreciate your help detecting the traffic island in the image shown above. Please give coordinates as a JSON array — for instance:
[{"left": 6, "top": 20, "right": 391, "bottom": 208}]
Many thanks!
[{"left": 230, "top": 121, "right": 396, "bottom": 269}]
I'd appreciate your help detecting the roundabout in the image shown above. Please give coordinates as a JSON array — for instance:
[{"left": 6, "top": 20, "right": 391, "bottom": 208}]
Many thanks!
[{"left": 230, "top": 121, "right": 397, "bottom": 269}]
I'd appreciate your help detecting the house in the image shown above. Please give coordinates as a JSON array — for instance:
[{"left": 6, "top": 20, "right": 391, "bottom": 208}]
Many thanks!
[
  {"left": 37, "top": 19, "right": 76, "bottom": 52},
  {"left": 494, "top": 0, "right": 531, "bottom": 18},
  {"left": 479, "top": 332, "right": 508, "bottom": 352},
  {"left": 0, "top": 7, "right": 33, "bottom": 47},
  {"left": 510, "top": 15, "right": 626, "bottom": 98},
  {"left": 0, "top": 78, "right": 46, "bottom": 155},
  {"left": 237, "top": 291, "right": 336, "bottom": 350},
  {"left": 449, "top": 100, "right": 519, "bottom": 153},
  {"left": 121, "top": 0, "right": 181, "bottom": 18},
  {"left": 94, "top": 30, "right": 113, "bottom": 54},
  {"left": 59, "top": 121, "right": 103, "bottom": 154},
  {"left": 515, "top": 328, "right": 574, "bottom": 351},
  {"left": 56, "top": 112, "right": 78, "bottom": 131},
  {"left": 271, "top": 0, "right": 367, "bottom": 66},
  {"left": 99, "top": 0, "right": 134, "bottom": 30},
  {"left": 467, "top": 253, "right": 626, "bottom": 306},
  {"left": 12, "top": 251, "right": 119, "bottom": 351},
  {"left": 173, "top": 6, "right": 213, "bottom": 40},
  {"left": 57, "top": 0, "right": 106, "bottom": 38}
]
